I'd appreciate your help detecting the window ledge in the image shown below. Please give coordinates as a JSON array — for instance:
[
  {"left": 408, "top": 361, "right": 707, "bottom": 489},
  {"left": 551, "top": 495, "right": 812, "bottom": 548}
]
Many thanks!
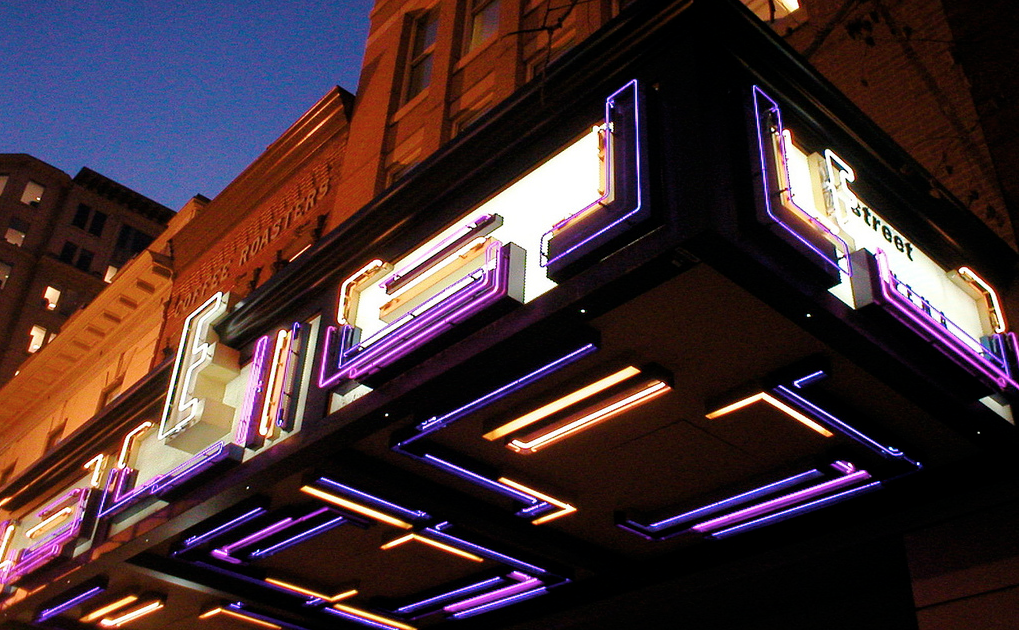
[
  {"left": 392, "top": 87, "right": 431, "bottom": 123},
  {"left": 455, "top": 35, "right": 497, "bottom": 71}
]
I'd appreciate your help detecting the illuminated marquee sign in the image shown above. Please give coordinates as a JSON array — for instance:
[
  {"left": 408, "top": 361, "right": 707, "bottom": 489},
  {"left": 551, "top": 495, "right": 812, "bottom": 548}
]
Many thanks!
[
  {"left": 319, "top": 237, "right": 525, "bottom": 389},
  {"left": 752, "top": 85, "right": 1019, "bottom": 401},
  {"left": 618, "top": 367, "right": 920, "bottom": 540},
  {"left": 169, "top": 477, "right": 570, "bottom": 627},
  {"left": 0, "top": 81, "right": 640, "bottom": 601},
  {"left": 158, "top": 292, "right": 238, "bottom": 450},
  {"left": 319, "top": 80, "right": 652, "bottom": 393},
  {"left": 0, "top": 302, "right": 317, "bottom": 594},
  {"left": 4, "top": 78, "right": 943, "bottom": 621},
  {"left": 541, "top": 79, "right": 651, "bottom": 280}
]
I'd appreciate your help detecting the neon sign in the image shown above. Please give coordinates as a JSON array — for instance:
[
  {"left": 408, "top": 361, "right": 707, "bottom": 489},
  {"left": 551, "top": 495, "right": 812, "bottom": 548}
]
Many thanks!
[
  {"left": 237, "top": 323, "right": 305, "bottom": 448},
  {"left": 158, "top": 292, "right": 238, "bottom": 449},
  {"left": 171, "top": 477, "right": 569, "bottom": 626},
  {"left": 852, "top": 249, "right": 1019, "bottom": 393},
  {"left": 320, "top": 239, "right": 525, "bottom": 389},
  {"left": 618, "top": 368, "right": 920, "bottom": 540},
  {"left": 541, "top": 79, "right": 651, "bottom": 279},
  {"left": 753, "top": 85, "right": 1018, "bottom": 401}
]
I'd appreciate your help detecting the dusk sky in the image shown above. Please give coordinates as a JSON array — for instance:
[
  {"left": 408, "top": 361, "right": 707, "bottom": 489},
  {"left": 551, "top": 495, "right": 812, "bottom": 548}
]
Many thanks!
[{"left": 2, "top": 0, "right": 376, "bottom": 211}]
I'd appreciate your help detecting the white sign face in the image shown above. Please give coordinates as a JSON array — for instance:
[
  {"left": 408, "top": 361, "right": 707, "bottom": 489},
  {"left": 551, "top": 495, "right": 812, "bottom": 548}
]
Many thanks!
[
  {"left": 346, "top": 129, "right": 602, "bottom": 344},
  {"left": 781, "top": 133, "right": 997, "bottom": 344},
  {"left": 158, "top": 292, "right": 239, "bottom": 452}
]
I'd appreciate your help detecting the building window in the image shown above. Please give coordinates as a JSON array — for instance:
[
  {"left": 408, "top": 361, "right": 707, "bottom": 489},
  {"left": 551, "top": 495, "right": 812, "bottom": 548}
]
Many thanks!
[
  {"left": 451, "top": 106, "right": 488, "bottom": 137},
  {"left": 104, "top": 265, "right": 119, "bottom": 283},
  {"left": 57, "top": 241, "right": 96, "bottom": 273},
  {"left": 72, "top": 203, "right": 91, "bottom": 229},
  {"left": 20, "top": 181, "right": 45, "bottom": 206},
  {"left": 4, "top": 217, "right": 29, "bottom": 247},
  {"left": 43, "top": 286, "right": 61, "bottom": 310},
  {"left": 28, "top": 325, "right": 47, "bottom": 353},
  {"left": 114, "top": 224, "right": 153, "bottom": 264},
  {"left": 405, "top": 11, "right": 438, "bottom": 103},
  {"left": 89, "top": 210, "right": 107, "bottom": 237},
  {"left": 76, "top": 248, "right": 95, "bottom": 273},
  {"left": 742, "top": 0, "right": 800, "bottom": 20},
  {"left": 465, "top": 0, "right": 500, "bottom": 53},
  {"left": 59, "top": 241, "right": 78, "bottom": 264},
  {"left": 98, "top": 378, "right": 124, "bottom": 412},
  {"left": 384, "top": 161, "right": 416, "bottom": 188},
  {"left": 0, "top": 261, "right": 11, "bottom": 289},
  {"left": 72, "top": 203, "right": 107, "bottom": 237}
]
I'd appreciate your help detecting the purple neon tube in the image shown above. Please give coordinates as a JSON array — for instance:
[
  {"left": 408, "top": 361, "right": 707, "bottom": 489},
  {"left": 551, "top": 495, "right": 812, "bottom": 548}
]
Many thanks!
[
  {"left": 35, "top": 585, "right": 105, "bottom": 622},
  {"left": 449, "top": 587, "right": 548, "bottom": 619},
  {"left": 873, "top": 250, "right": 1018, "bottom": 392},
  {"left": 179, "top": 507, "right": 268, "bottom": 551},
  {"left": 638, "top": 469, "right": 824, "bottom": 532},
  {"left": 320, "top": 241, "right": 511, "bottom": 387},
  {"left": 248, "top": 514, "right": 347, "bottom": 559},
  {"left": 413, "top": 342, "right": 598, "bottom": 435},
  {"left": 541, "top": 80, "right": 644, "bottom": 268},
  {"left": 692, "top": 469, "right": 871, "bottom": 533},
  {"left": 443, "top": 575, "right": 541, "bottom": 613},
  {"left": 752, "top": 86, "right": 852, "bottom": 276},
  {"left": 314, "top": 478, "right": 430, "bottom": 520},
  {"left": 397, "top": 576, "right": 506, "bottom": 614},
  {"left": 711, "top": 481, "right": 883, "bottom": 539}
]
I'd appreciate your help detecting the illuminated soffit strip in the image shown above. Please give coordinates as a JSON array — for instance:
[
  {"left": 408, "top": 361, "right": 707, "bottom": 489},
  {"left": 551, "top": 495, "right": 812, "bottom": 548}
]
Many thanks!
[
  {"left": 507, "top": 379, "right": 672, "bottom": 454},
  {"left": 300, "top": 486, "right": 413, "bottom": 530},
  {"left": 199, "top": 606, "right": 282, "bottom": 629},
  {"left": 705, "top": 391, "right": 834, "bottom": 437},
  {"left": 97, "top": 598, "right": 164, "bottom": 627},
  {"left": 497, "top": 478, "right": 576, "bottom": 524},
  {"left": 35, "top": 584, "right": 107, "bottom": 622},
  {"left": 329, "top": 603, "right": 416, "bottom": 630},
  {"left": 380, "top": 533, "right": 484, "bottom": 562},
  {"left": 484, "top": 366, "right": 641, "bottom": 441},
  {"left": 263, "top": 578, "right": 357, "bottom": 603},
  {"left": 80, "top": 595, "right": 140, "bottom": 623}
]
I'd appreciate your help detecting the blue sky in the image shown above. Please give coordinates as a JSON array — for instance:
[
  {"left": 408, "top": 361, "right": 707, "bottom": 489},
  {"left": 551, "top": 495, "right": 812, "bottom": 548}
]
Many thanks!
[{"left": 1, "top": 0, "right": 375, "bottom": 210}]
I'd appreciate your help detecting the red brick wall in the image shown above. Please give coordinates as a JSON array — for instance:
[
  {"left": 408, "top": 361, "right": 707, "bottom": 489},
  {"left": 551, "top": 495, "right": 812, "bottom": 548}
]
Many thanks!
[{"left": 785, "top": 0, "right": 1015, "bottom": 245}]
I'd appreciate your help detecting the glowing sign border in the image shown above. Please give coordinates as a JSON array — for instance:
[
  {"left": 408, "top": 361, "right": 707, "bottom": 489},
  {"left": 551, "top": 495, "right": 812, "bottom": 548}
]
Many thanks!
[
  {"left": 752, "top": 85, "right": 852, "bottom": 276},
  {"left": 618, "top": 369, "right": 920, "bottom": 540},
  {"left": 540, "top": 79, "right": 650, "bottom": 274},
  {"left": 319, "top": 241, "right": 524, "bottom": 388},
  {"left": 158, "top": 292, "right": 232, "bottom": 440},
  {"left": 853, "top": 249, "right": 1019, "bottom": 393}
]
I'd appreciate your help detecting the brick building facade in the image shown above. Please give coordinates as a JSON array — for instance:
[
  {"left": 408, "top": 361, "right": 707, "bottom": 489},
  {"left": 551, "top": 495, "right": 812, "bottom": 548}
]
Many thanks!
[{"left": 0, "top": 155, "right": 172, "bottom": 387}]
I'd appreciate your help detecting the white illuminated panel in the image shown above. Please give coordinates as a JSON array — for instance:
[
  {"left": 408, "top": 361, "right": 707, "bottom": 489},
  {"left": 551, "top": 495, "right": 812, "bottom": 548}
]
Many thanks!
[
  {"left": 158, "top": 292, "right": 240, "bottom": 452},
  {"left": 781, "top": 137, "right": 994, "bottom": 345},
  {"left": 345, "top": 129, "right": 601, "bottom": 341}
]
